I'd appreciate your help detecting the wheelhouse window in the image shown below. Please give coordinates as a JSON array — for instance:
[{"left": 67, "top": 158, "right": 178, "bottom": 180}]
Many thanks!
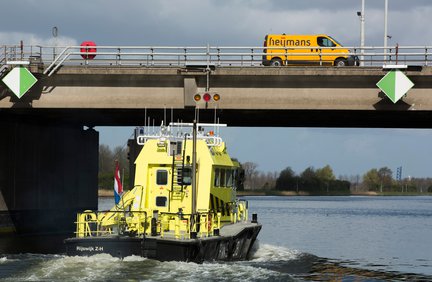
[
  {"left": 220, "top": 169, "right": 226, "bottom": 187},
  {"left": 156, "top": 170, "right": 168, "bottom": 185},
  {"left": 156, "top": 196, "right": 167, "bottom": 207},
  {"left": 226, "top": 170, "right": 233, "bottom": 188},
  {"left": 214, "top": 168, "right": 220, "bottom": 187},
  {"left": 182, "top": 167, "right": 192, "bottom": 185}
]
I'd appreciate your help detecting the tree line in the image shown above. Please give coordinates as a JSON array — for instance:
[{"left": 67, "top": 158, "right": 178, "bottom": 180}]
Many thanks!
[
  {"left": 98, "top": 144, "right": 129, "bottom": 190},
  {"left": 242, "top": 162, "right": 350, "bottom": 195},
  {"left": 241, "top": 162, "right": 432, "bottom": 194},
  {"left": 98, "top": 145, "right": 432, "bottom": 194}
]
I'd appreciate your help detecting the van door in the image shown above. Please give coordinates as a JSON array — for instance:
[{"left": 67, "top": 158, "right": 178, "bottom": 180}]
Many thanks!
[{"left": 317, "top": 36, "right": 338, "bottom": 65}]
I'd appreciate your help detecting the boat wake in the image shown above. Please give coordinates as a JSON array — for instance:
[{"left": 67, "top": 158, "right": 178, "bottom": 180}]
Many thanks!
[
  {"left": 1, "top": 243, "right": 431, "bottom": 281},
  {"left": 245, "top": 241, "right": 432, "bottom": 281}
]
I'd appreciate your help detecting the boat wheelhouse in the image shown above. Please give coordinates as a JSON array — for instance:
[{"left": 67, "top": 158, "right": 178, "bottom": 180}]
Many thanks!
[{"left": 65, "top": 122, "right": 261, "bottom": 262}]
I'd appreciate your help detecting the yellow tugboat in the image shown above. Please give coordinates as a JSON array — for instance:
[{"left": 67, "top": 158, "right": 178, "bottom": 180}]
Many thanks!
[{"left": 65, "top": 121, "right": 261, "bottom": 262}]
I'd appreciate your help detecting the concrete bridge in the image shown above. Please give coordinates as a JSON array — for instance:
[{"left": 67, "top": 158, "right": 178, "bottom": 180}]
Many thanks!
[
  {"left": 1, "top": 44, "right": 432, "bottom": 252},
  {"left": 2, "top": 64, "right": 432, "bottom": 127}
]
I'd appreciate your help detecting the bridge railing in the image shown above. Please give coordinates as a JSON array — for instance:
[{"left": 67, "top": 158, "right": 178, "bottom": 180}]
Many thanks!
[{"left": 1, "top": 44, "right": 432, "bottom": 76}]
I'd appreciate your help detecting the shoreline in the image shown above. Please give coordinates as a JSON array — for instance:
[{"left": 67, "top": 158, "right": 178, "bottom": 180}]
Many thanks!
[
  {"left": 236, "top": 190, "right": 431, "bottom": 197},
  {"left": 98, "top": 189, "right": 114, "bottom": 197},
  {"left": 99, "top": 189, "right": 431, "bottom": 197}
]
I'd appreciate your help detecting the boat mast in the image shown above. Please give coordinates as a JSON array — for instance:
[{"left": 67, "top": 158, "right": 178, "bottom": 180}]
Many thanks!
[{"left": 191, "top": 120, "right": 197, "bottom": 231}]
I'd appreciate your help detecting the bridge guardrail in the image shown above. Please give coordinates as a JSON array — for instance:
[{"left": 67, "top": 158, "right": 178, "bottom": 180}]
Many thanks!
[{"left": 1, "top": 44, "right": 432, "bottom": 76}]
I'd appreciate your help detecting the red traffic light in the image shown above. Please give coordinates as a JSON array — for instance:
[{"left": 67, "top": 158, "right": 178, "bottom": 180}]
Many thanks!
[{"left": 203, "top": 92, "right": 211, "bottom": 102}]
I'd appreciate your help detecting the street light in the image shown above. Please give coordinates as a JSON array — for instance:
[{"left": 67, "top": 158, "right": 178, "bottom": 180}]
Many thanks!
[
  {"left": 52, "top": 26, "right": 58, "bottom": 60},
  {"left": 357, "top": 0, "right": 365, "bottom": 66},
  {"left": 384, "top": 0, "right": 389, "bottom": 62}
]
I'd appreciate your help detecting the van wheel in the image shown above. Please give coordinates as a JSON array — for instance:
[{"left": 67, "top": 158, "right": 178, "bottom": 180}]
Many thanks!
[
  {"left": 334, "top": 58, "right": 348, "bottom": 67},
  {"left": 270, "top": 58, "right": 283, "bottom": 67}
]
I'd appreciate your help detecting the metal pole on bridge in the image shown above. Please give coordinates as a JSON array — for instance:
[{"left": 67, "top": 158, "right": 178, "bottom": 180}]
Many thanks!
[
  {"left": 358, "top": 0, "right": 365, "bottom": 66},
  {"left": 383, "top": 0, "right": 389, "bottom": 62}
]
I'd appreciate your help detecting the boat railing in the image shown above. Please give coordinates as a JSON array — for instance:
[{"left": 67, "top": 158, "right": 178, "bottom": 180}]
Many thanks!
[
  {"left": 136, "top": 132, "right": 223, "bottom": 147},
  {"left": 157, "top": 211, "right": 220, "bottom": 239},
  {"left": 229, "top": 200, "right": 248, "bottom": 223},
  {"left": 135, "top": 122, "right": 226, "bottom": 147},
  {"left": 75, "top": 202, "right": 250, "bottom": 239},
  {"left": 157, "top": 202, "right": 249, "bottom": 239},
  {"left": 75, "top": 210, "right": 148, "bottom": 238}
]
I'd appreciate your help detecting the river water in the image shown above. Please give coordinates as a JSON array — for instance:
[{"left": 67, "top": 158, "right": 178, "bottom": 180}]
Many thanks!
[{"left": 0, "top": 196, "right": 431, "bottom": 281}]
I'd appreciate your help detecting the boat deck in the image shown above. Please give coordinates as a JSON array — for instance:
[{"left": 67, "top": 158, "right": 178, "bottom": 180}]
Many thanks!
[{"left": 219, "top": 222, "right": 258, "bottom": 237}]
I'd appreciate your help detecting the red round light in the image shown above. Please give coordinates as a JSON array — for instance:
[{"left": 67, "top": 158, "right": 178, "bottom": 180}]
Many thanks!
[{"left": 203, "top": 93, "right": 211, "bottom": 102}]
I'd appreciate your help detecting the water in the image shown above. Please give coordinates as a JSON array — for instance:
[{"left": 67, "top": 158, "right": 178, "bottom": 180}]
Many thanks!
[
  {"left": 0, "top": 196, "right": 431, "bottom": 281},
  {"left": 249, "top": 196, "right": 432, "bottom": 276}
]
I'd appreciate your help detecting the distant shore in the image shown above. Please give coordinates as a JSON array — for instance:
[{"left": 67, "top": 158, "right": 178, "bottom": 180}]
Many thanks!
[
  {"left": 98, "top": 189, "right": 430, "bottom": 197},
  {"left": 236, "top": 190, "right": 430, "bottom": 196},
  {"left": 98, "top": 189, "right": 114, "bottom": 197}
]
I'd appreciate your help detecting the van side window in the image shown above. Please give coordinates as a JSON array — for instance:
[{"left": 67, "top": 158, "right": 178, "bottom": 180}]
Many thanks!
[{"left": 317, "top": 37, "right": 336, "bottom": 47}]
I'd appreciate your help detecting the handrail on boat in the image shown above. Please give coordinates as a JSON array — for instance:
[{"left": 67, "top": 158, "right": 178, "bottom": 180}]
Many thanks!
[
  {"left": 75, "top": 210, "right": 148, "bottom": 238},
  {"left": 74, "top": 201, "right": 249, "bottom": 239}
]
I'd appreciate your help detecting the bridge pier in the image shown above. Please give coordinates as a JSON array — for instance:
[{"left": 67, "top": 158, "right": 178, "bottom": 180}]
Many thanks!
[{"left": 0, "top": 120, "right": 98, "bottom": 253}]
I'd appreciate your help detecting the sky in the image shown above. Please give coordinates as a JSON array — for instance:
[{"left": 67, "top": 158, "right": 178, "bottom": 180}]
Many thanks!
[{"left": 2, "top": 0, "right": 432, "bottom": 178}]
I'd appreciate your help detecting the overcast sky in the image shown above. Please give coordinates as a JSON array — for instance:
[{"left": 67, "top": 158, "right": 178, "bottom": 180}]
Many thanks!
[{"left": 2, "top": 0, "right": 432, "bottom": 178}]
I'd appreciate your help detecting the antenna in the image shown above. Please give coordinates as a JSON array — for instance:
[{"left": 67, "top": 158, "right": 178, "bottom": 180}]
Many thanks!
[
  {"left": 144, "top": 108, "right": 147, "bottom": 134},
  {"left": 214, "top": 106, "right": 217, "bottom": 136},
  {"left": 194, "top": 107, "right": 200, "bottom": 124},
  {"left": 171, "top": 107, "right": 173, "bottom": 127}
]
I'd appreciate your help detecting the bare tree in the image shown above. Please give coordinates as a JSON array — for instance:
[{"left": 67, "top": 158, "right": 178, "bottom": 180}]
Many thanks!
[
  {"left": 242, "top": 162, "right": 258, "bottom": 190},
  {"left": 99, "top": 144, "right": 114, "bottom": 174}
]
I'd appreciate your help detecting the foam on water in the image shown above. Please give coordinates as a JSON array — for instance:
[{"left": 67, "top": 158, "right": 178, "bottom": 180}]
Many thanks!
[
  {"left": 0, "top": 244, "right": 334, "bottom": 281},
  {"left": 9, "top": 245, "right": 425, "bottom": 282},
  {"left": 4, "top": 254, "right": 124, "bottom": 282},
  {"left": 250, "top": 241, "right": 301, "bottom": 262},
  {"left": 151, "top": 259, "right": 292, "bottom": 282},
  {"left": 122, "top": 255, "right": 147, "bottom": 262}
]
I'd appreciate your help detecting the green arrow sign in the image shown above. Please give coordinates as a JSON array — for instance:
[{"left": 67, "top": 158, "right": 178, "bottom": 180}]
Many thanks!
[
  {"left": 1, "top": 67, "right": 38, "bottom": 98},
  {"left": 376, "top": 69, "right": 414, "bottom": 103}
]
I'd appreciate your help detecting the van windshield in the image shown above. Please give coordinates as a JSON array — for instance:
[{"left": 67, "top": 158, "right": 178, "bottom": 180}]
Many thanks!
[{"left": 328, "top": 36, "right": 343, "bottom": 46}]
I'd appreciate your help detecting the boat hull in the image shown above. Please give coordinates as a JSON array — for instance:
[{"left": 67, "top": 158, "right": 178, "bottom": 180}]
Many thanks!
[{"left": 65, "top": 223, "right": 261, "bottom": 262}]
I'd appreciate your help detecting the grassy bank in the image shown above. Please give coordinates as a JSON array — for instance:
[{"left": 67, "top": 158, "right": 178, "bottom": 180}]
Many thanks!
[{"left": 98, "top": 189, "right": 114, "bottom": 197}]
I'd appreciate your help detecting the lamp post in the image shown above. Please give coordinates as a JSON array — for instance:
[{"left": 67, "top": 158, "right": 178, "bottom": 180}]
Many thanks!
[
  {"left": 52, "top": 26, "right": 58, "bottom": 60},
  {"left": 357, "top": 0, "right": 365, "bottom": 66},
  {"left": 384, "top": 0, "right": 389, "bottom": 62}
]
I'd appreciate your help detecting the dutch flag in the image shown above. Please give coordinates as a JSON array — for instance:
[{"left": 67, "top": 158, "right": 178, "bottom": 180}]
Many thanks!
[{"left": 114, "top": 161, "right": 123, "bottom": 205}]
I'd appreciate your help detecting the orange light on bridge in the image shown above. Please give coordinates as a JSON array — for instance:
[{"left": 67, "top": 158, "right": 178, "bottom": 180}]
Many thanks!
[{"left": 194, "top": 92, "right": 221, "bottom": 103}]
